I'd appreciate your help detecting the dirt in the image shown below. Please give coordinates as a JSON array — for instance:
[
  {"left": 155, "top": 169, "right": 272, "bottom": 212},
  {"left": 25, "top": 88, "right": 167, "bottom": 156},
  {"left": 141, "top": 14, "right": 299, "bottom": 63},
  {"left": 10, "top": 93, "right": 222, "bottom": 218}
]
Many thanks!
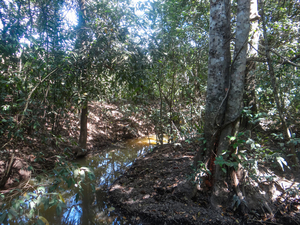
[
  {"left": 108, "top": 140, "right": 300, "bottom": 225},
  {"left": 1, "top": 101, "right": 300, "bottom": 225},
  {"left": 0, "top": 101, "right": 154, "bottom": 192}
]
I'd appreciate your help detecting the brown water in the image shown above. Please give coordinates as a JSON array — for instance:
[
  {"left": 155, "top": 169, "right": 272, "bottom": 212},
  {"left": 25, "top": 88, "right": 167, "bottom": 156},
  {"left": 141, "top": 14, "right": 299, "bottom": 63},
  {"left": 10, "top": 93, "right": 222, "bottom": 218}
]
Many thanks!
[{"left": 25, "top": 135, "right": 163, "bottom": 225}]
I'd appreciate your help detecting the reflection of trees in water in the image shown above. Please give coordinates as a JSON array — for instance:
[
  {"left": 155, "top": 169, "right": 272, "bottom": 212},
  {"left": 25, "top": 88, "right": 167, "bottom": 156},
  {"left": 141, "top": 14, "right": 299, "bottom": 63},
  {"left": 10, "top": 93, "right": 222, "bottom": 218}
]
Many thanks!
[{"left": 61, "top": 138, "right": 154, "bottom": 224}]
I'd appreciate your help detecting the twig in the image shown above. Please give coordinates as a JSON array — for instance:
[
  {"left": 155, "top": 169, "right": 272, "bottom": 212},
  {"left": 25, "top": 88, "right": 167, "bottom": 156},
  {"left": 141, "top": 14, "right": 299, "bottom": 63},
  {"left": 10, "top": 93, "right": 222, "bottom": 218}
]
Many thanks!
[
  {"left": 269, "top": 49, "right": 300, "bottom": 67},
  {"left": 0, "top": 153, "right": 15, "bottom": 188},
  {"left": 19, "top": 68, "right": 58, "bottom": 126},
  {"left": 247, "top": 219, "right": 283, "bottom": 225}
]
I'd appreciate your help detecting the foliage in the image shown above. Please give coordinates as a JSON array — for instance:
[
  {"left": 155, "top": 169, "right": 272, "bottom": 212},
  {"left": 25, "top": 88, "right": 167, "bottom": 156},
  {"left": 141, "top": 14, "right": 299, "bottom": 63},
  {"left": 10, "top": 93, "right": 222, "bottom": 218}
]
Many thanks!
[
  {"left": 0, "top": 157, "right": 95, "bottom": 225},
  {"left": 0, "top": 0, "right": 299, "bottom": 220}
]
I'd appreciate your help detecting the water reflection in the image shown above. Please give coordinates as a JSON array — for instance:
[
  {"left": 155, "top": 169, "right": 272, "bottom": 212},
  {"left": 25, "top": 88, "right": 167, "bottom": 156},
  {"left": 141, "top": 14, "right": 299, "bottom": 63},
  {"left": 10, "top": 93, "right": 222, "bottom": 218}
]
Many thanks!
[{"left": 57, "top": 135, "right": 158, "bottom": 225}]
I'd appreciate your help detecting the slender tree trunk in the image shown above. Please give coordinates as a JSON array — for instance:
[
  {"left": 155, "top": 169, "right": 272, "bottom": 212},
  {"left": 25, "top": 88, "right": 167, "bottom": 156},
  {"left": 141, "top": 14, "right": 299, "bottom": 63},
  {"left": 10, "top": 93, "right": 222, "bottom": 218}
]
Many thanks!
[
  {"left": 242, "top": 0, "right": 260, "bottom": 129},
  {"left": 76, "top": 0, "right": 88, "bottom": 156},
  {"left": 158, "top": 79, "right": 164, "bottom": 145},
  {"left": 79, "top": 102, "right": 88, "bottom": 149},
  {"left": 260, "top": 1, "right": 297, "bottom": 166}
]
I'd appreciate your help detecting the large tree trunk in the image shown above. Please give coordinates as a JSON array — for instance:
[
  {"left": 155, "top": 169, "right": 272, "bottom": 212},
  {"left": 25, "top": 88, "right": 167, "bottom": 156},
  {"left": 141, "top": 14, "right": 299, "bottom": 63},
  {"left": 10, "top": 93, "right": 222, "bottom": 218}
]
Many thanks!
[
  {"left": 203, "top": 0, "right": 231, "bottom": 159},
  {"left": 195, "top": 0, "right": 250, "bottom": 210},
  {"left": 194, "top": 0, "right": 231, "bottom": 183},
  {"left": 211, "top": 0, "right": 250, "bottom": 209}
]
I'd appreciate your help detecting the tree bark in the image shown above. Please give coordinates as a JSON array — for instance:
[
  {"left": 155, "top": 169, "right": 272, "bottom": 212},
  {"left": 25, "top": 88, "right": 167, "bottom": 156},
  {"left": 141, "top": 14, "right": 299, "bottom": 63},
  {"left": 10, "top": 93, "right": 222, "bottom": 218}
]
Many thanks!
[
  {"left": 203, "top": 0, "right": 231, "bottom": 157},
  {"left": 195, "top": 0, "right": 250, "bottom": 210},
  {"left": 76, "top": 0, "right": 88, "bottom": 156},
  {"left": 211, "top": 0, "right": 250, "bottom": 209},
  {"left": 79, "top": 102, "right": 88, "bottom": 148},
  {"left": 241, "top": 0, "right": 260, "bottom": 129},
  {"left": 194, "top": 0, "right": 231, "bottom": 180}
]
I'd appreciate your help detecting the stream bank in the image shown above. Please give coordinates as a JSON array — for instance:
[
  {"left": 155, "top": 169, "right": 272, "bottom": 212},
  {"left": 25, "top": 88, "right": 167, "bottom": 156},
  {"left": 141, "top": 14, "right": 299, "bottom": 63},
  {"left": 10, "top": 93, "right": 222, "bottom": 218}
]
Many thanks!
[
  {"left": 0, "top": 101, "right": 154, "bottom": 192},
  {"left": 108, "top": 140, "right": 300, "bottom": 225}
]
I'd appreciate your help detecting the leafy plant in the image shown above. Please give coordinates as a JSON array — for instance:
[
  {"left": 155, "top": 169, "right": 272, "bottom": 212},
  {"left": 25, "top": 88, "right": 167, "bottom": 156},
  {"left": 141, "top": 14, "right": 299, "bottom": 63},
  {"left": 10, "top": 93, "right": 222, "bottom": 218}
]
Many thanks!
[{"left": 0, "top": 157, "right": 95, "bottom": 225}]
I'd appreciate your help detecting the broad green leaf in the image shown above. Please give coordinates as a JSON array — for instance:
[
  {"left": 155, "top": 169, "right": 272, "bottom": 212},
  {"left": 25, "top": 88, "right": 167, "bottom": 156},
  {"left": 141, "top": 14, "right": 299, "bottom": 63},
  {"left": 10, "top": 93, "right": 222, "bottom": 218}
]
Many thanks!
[
  {"left": 56, "top": 205, "right": 62, "bottom": 216},
  {"left": 43, "top": 198, "right": 50, "bottom": 211},
  {"left": 8, "top": 208, "right": 18, "bottom": 217},
  {"left": 0, "top": 212, "right": 7, "bottom": 223}
]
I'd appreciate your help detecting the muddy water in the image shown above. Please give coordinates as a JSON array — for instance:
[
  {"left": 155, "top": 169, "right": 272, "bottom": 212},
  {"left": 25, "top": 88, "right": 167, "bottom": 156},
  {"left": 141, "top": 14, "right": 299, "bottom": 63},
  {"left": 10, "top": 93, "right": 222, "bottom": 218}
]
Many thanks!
[{"left": 40, "top": 135, "right": 162, "bottom": 225}]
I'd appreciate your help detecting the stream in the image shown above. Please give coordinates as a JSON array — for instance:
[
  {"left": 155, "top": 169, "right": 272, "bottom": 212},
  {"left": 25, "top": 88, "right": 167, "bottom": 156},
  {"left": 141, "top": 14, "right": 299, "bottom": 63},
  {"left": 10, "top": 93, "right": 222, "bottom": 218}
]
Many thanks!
[
  {"left": 54, "top": 136, "right": 158, "bottom": 225},
  {"left": 4, "top": 135, "right": 161, "bottom": 225}
]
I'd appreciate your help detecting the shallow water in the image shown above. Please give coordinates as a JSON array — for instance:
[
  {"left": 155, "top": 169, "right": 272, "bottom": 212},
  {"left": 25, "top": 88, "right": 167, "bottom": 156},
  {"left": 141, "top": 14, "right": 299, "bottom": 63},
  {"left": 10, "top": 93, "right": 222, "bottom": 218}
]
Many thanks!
[
  {"left": 58, "top": 136, "right": 158, "bottom": 225},
  {"left": 25, "top": 135, "right": 162, "bottom": 225}
]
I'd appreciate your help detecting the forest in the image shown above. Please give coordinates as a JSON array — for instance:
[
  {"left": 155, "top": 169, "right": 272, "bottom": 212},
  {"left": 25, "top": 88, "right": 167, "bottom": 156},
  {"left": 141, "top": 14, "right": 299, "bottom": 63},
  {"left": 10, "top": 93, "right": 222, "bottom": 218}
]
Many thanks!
[{"left": 0, "top": 0, "right": 300, "bottom": 224}]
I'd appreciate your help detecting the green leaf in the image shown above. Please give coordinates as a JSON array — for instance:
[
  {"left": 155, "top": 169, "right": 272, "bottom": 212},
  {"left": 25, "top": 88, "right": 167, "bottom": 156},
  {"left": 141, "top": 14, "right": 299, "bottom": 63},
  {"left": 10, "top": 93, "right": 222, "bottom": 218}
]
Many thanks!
[
  {"left": 8, "top": 208, "right": 18, "bottom": 217},
  {"left": 37, "top": 218, "right": 46, "bottom": 225},
  {"left": 233, "top": 143, "right": 239, "bottom": 148},
  {"left": 66, "top": 178, "right": 74, "bottom": 188},
  {"left": 228, "top": 136, "right": 236, "bottom": 141},
  {"left": 43, "top": 198, "right": 50, "bottom": 211},
  {"left": 108, "top": 206, "right": 115, "bottom": 212},
  {"left": 56, "top": 205, "right": 62, "bottom": 216},
  {"left": 87, "top": 172, "right": 95, "bottom": 180},
  {"left": 0, "top": 212, "right": 7, "bottom": 223}
]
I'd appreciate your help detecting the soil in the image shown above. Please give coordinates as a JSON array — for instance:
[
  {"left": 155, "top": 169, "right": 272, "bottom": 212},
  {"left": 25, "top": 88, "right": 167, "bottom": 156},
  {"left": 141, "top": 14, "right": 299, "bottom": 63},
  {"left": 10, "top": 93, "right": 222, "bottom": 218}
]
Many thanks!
[
  {"left": 108, "top": 140, "right": 300, "bottom": 225},
  {"left": 1, "top": 101, "right": 300, "bottom": 225},
  {"left": 0, "top": 101, "right": 154, "bottom": 192}
]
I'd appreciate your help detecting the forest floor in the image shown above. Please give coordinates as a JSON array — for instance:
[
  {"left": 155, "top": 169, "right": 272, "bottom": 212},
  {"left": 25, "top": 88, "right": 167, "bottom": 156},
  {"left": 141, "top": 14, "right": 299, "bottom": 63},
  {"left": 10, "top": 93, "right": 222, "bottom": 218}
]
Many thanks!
[
  {"left": 0, "top": 100, "right": 154, "bottom": 191},
  {"left": 108, "top": 138, "right": 300, "bottom": 225},
  {"left": 1, "top": 101, "right": 300, "bottom": 224}
]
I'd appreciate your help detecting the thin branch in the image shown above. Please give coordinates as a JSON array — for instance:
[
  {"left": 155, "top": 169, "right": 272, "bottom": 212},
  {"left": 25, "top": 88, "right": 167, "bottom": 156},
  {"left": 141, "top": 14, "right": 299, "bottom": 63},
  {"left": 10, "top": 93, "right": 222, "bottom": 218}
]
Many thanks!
[
  {"left": 248, "top": 42, "right": 267, "bottom": 57},
  {"left": 269, "top": 49, "right": 300, "bottom": 67},
  {"left": 19, "top": 68, "right": 58, "bottom": 126},
  {"left": 259, "top": 43, "right": 300, "bottom": 67},
  {"left": 246, "top": 57, "right": 267, "bottom": 62}
]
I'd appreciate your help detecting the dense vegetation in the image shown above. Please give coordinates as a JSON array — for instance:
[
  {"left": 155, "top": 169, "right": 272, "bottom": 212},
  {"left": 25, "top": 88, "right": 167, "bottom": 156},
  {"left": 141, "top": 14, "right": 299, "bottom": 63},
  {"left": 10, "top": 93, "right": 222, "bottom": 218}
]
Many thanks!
[{"left": 0, "top": 0, "right": 299, "bottom": 224}]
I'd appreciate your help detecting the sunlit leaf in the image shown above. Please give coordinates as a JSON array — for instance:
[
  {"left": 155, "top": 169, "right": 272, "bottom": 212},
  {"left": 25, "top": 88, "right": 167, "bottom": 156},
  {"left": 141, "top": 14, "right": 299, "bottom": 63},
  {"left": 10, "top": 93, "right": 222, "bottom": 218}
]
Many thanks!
[
  {"left": 58, "top": 193, "right": 65, "bottom": 203},
  {"left": 108, "top": 207, "right": 115, "bottom": 212},
  {"left": 38, "top": 216, "right": 49, "bottom": 225}
]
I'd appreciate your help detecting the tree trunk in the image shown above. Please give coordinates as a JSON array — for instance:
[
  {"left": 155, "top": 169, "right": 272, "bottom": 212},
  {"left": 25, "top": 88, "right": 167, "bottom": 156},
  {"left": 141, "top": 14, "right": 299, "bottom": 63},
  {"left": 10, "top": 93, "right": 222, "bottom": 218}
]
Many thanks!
[
  {"left": 211, "top": 0, "right": 250, "bottom": 209},
  {"left": 242, "top": 0, "right": 260, "bottom": 129},
  {"left": 76, "top": 0, "right": 88, "bottom": 157},
  {"left": 79, "top": 102, "right": 88, "bottom": 148},
  {"left": 203, "top": 0, "right": 231, "bottom": 158},
  {"left": 260, "top": 1, "right": 297, "bottom": 166},
  {"left": 194, "top": 0, "right": 231, "bottom": 181},
  {"left": 195, "top": 0, "right": 250, "bottom": 210}
]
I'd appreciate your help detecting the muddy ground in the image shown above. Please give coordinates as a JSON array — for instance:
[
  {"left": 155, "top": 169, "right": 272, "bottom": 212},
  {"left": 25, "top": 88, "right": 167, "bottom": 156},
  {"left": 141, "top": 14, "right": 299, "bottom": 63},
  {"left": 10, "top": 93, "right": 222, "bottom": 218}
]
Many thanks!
[{"left": 109, "top": 140, "right": 300, "bottom": 225}]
